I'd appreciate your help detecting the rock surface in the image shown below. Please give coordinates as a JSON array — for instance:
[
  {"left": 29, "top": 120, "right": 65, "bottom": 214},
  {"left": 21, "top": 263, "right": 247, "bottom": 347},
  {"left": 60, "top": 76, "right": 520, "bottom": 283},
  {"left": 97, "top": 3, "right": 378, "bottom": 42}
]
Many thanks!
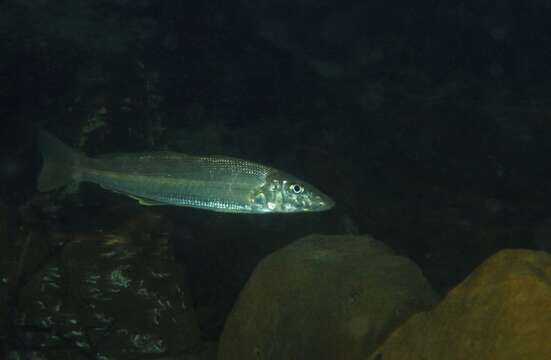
[
  {"left": 15, "top": 207, "right": 202, "bottom": 359},
  {"left": 368, "top": 249, "right": 551, "bottom": 360},
  {"left": 218, "top": 234, "right": 437, "bottom": 360}
]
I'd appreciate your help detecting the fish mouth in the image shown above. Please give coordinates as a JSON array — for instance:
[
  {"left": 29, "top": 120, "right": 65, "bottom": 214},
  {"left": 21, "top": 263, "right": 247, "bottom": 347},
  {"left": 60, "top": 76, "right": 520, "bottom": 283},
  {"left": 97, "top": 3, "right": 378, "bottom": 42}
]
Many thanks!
[{"left": 312, "top": 193, "right": 335, "bottom": 211}]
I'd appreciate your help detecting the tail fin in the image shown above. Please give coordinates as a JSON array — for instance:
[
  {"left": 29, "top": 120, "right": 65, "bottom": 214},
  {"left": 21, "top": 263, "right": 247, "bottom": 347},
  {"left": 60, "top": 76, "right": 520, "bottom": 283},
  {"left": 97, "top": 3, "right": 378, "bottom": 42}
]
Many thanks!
[{"left": 37, "top": 131, "right": 82, "bottom": 192}]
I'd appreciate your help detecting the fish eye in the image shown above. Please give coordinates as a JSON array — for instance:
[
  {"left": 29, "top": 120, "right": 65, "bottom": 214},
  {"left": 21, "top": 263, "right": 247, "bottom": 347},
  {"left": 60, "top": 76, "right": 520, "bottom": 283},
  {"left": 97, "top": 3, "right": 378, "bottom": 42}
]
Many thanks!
[{"left": 290, "top": 183, "right": 304, "bottom": 194}]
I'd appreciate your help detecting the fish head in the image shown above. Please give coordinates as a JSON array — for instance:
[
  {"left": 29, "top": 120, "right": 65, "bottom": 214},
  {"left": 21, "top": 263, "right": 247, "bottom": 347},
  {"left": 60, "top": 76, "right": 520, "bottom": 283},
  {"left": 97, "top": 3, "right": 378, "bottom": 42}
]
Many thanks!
[{"left": 251, "top": 171, "right": 334, "bottom": 213}]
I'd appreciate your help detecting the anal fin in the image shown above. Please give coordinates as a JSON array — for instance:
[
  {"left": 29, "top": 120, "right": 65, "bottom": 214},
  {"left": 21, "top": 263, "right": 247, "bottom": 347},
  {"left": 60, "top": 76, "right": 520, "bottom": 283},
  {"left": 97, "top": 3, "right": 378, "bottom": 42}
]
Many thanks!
[
  {"left": 127, "top": 194, "right": 164, "bottom": 206},
  {"left": 99, "top": 185, "right": 164, "bottom": 206}
]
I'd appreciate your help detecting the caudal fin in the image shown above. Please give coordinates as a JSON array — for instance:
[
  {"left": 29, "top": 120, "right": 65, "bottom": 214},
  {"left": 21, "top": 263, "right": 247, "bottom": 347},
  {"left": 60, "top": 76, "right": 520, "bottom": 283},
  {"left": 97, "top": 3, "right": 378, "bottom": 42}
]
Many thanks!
[{"left": 37, "top": 131, "right": 82, "bottom": 192}]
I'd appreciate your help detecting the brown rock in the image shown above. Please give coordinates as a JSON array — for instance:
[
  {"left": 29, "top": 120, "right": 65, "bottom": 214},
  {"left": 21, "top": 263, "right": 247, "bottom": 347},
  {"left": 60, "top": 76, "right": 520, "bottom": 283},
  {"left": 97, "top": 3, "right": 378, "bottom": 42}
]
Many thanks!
[
  {"left": 218, "top": 234, "right": 437, "bottom": 360},
  {"left": 368, "top": 249, "right": 551, "bottom": 360}
]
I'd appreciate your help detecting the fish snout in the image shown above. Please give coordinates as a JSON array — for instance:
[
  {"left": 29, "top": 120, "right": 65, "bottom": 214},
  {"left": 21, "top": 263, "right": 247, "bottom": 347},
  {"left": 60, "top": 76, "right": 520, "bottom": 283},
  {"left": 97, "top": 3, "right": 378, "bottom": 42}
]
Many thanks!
[{"left": 313, "top": 193, "right": 335, "bottom": 211}]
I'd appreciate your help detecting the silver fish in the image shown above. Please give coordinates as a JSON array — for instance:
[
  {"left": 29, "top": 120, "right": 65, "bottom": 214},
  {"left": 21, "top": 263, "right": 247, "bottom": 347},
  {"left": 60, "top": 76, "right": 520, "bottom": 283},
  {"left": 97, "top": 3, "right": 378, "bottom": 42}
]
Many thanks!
[{"left": 37, "top": 131, "right": 334, "bottom": 213}]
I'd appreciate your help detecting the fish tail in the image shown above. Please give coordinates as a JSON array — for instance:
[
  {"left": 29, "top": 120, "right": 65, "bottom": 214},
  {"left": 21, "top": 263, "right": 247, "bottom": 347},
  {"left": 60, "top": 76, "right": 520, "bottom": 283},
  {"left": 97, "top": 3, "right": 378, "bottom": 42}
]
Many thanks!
[{"left": 37, "top": 131, "right": 83, "bottom": 192}]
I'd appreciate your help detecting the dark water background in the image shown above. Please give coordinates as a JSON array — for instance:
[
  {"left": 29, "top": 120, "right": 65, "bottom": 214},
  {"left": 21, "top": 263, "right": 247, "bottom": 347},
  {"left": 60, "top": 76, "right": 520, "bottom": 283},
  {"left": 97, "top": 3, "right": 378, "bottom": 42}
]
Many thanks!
[{"left": 1, "top": 0, "right": 551, "bottom": 358}]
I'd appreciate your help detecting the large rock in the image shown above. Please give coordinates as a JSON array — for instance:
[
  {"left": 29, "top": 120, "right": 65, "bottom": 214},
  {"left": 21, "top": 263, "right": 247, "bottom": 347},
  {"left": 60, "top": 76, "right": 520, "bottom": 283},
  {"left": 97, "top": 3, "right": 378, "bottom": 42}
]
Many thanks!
[
  {"left": 15, "top": 207, "right": 202, "bottom": 359},
  {"left": 218, "top": 234, "right": 437, "bottom": 360},
  {"left": 368, "top": 249, "right": 551, "bottom": 360}
]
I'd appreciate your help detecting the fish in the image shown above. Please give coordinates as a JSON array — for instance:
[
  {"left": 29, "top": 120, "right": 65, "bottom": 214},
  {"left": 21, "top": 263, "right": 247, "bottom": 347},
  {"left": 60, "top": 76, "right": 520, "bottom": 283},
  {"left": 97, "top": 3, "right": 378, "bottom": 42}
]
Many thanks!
[{"left": 36, "top": 131, "right": 334, "bottom": 213}]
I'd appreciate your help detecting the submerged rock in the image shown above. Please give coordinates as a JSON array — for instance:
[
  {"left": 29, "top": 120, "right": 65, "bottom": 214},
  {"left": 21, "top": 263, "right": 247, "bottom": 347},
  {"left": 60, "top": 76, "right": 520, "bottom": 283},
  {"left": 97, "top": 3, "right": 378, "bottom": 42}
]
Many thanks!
[
  {"left": 15, "top": 207, "right": 201, "bottom": 359},
  {"left": 368, "top": 249, "right": 551, "bottom": 360},
  {"left": 218, "top": 234, "right": 437, "bottom": 360}
]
